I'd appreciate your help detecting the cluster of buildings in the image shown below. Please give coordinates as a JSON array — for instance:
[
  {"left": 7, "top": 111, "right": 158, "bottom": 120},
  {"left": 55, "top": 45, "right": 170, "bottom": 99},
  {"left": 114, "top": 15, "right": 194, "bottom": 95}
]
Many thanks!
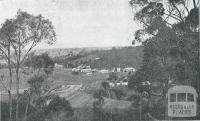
[
  {"left": 111, "top": 67, "right": 136, "bottom": 73},
  {"left": 72, "top": 65, "right": 94, "bottom": 75},
  {"left": 71, "top": 65, "right": 136, "bottom": 75},
  {"left": 108, "top": 77, "right": 129, "bottom": 87}
]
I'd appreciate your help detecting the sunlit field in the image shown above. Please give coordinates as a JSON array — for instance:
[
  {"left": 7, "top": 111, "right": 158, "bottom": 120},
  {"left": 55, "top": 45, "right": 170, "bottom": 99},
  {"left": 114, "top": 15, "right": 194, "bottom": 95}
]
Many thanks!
[{"left": 0, "top": 68, "right": 108, "bottom": 91}]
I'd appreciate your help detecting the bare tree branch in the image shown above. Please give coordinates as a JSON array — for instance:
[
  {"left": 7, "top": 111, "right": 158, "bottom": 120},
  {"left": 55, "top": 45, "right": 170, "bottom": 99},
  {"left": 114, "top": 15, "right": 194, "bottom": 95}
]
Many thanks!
[
  {"left": 164, "top": 9, "right": 183, "bottom": 22},
  {"left": 183, "top": 1, "right": 190, "bottom": 15},
  {"left": 193, "top": 0, "right": 197, "bottom": 8},
  {"left": 171, "top": 3, "right": 184, "bottom": 22},
  {"left": 163, "top": 10, "right": 178, "bottom": 26},
  {"left": 20, "top": 39, "right": 38, "bottom": 66}
]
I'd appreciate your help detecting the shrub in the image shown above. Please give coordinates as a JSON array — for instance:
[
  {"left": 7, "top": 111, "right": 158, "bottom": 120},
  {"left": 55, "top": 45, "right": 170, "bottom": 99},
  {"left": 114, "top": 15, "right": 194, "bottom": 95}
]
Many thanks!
[
  {"left": 107, "top": 72, "right": 118, "bottom": 81},
  {"left": 44, "top": 95, "right": 74, "bottom": 118},
  {"left": 1, "top": 99, "right": 35, "bottom": 121},
  {"left": 71, "top": 71, "right": 79, "bottom": 75},
  {"left": 27, "top": 95, "right": 74, "bottom": 121},
  {"left": 111, "top": 88, "right": 126, "bottom": 100}
]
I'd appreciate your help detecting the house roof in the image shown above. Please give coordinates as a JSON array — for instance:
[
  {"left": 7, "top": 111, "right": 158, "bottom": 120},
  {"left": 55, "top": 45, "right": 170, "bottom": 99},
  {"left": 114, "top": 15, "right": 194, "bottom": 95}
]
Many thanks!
[{"left": 167, "top": 85, "right": 198, "bottom": 97}]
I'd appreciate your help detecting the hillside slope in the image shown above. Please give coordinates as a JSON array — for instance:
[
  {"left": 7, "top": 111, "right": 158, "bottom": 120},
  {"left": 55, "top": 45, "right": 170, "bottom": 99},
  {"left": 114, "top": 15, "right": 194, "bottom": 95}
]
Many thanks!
[
  {"left": 52, "top": 46, "right": 144, "bottom": 69},
  {"left": 88, "top": 46, "right": 143, "bottom": 69}
]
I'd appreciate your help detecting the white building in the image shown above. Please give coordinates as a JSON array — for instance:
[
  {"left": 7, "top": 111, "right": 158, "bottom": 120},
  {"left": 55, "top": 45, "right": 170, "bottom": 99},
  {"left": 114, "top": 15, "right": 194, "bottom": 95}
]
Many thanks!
[
  {"left": 109, "top": 82, "right": 115, "bottom": 87},
  {"left": 99, "top": 69, "right": 109, "bottom": 74},
  {"left": 55, "top": 63, "right": 63, "bottom": 69},
  {"left": 117, "top": 68, "right": 121, "bottom": 72},
  {"left": 123, "top": 67, "right": 136, "bottom": 72},
  {"left": 81, "top": 68, "right": 92, "bottom": 73}
]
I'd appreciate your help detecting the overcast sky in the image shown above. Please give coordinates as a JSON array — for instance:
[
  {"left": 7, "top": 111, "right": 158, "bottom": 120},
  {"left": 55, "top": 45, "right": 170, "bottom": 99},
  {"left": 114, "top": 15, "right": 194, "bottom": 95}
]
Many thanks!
[{"left": 0, "top": 0, "right": 140, "bottom": 49}]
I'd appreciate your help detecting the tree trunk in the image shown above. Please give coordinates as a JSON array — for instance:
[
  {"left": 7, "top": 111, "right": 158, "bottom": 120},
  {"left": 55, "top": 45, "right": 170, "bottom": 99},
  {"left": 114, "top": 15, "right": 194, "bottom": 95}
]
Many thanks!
[
  {"left": 108, "top": 90, "right": 112, "bottom": 121},
  {"left": 193, "top": 0, "right": 197, "bottom": 8},
  {"left": 16, "top": 38, "right": 21, "bottom": 121},
  {"left": 8, "top": 91, "right": 12, "bottom": 121},
  {"left": 16, "top": 66, "right": 20, "bottom": 121},
  {"left": 8, "top": 42, "right": 13, "bottom": 121},
  {"left": 24, "top": 101, "right": 29, "bottom": 121}
]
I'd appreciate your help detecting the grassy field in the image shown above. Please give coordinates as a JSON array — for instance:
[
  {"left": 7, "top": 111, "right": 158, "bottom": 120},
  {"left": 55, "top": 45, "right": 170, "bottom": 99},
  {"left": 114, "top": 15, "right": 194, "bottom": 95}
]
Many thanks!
[
  {"left": 51, "top": 69, "right": 108, "bottom": 86},
  {"left": 0, "top": 68, "right": 108, "bottom": 91}
]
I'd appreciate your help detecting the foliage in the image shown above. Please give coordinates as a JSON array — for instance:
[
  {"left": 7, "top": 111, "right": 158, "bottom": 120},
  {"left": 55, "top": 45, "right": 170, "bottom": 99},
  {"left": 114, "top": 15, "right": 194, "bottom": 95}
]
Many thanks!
[
  {"left": 111, "top": 88, "right": 126, "bottom": 100},
  {"left": 107, "top": 72, "right": 118, "bottom": 81},
  {"left": 148, "top": 98, "right": 167, "bottom": 120},
  {"left": 1, "top": 99, "right": 35, "bottom": 121},
  {"left": 0, "top": 9, "right": 56, "bottom": 68},
  {"left": 128, "top": 0, "right": 199, "bottom": 119},
  {"left": 27, "top": 75, "right": 45, "bottom": 96},
  {"left": 44, "top": 95, "right": 74, "bottom": 117},
  {"left": 129, "top": 0, "right": 199, "bottom": 93},
  {"left": 1, "top": 95, "right": 73, "bottom": 121},
  {"left": 1, "top": 101, "right": 10, "bottom": 121},
  {"left": 101, "top": 82, "right": 110, "bottom": 90},
  {"left": 71, "top": 70, "right": 79, "bottom": 75},
  {"left": 24, "top": 73, "right": 74, "bottom": 121},
  {"left": 24, "top": 53, "right": 55, "bottom": 75},
  {"left": 25, "top": 53, "right": 54, "bottom": 69},
  {"left": 93, "top": 90, "right": 105, "bottom": 121},
  {"left": 15, "top": 94, "right": 74, "bottom": 121},
  {"left": 0, "top": 9, "right": 56, "bottom": 121},
  {"left": 93, "top": 89, "right": 107, "bottom": 99},
  {"left": 26, "top": 111, "right": 45, "bottom": 121},
  {"left": 54, "top": 46, "right": 144, "bottom": 69}
]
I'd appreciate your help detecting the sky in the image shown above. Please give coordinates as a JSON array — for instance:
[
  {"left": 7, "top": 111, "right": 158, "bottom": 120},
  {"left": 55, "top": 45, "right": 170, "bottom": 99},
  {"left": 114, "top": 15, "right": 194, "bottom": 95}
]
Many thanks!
[{"left": 0, "top": 0, "right": 141, "bottom": 49}]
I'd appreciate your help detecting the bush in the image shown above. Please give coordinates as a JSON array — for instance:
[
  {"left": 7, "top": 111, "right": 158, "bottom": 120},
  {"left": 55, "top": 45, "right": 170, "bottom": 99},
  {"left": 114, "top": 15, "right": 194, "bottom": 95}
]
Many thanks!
[
  {"left": 27, "top": 75, "right": 45, "bottom": 96},
  {"left": 1, "top": 101, "right": 10, "bottom": 121},
  {"left": 111, "top": 88, "right": 126, "bottom": 100},
  {"left": 1, "top": 99, "right": 35, "bottom": 121},
  {"left": 93, "top": 89, "right": 107, "bottom": 99},
  {"left": 44, "top": 95, "right": 74, "bottom": 117},
  {"left": 71, "top": 71, "right": 79, "bottom": 75},
  {"left": 27, "top": 111, "right": 45, "bottom": 121},
  {"left": 107, "top": 72, "right": 118, "bottom": 81},
  {"left": 27, "top": 95, "right": 74, "bottom": 121},
  {"left": 0, "top": 95, "right": 74, "bottom": 121},
  {"left": 149, "top": 98, "right": 166, "bottom": 120}
]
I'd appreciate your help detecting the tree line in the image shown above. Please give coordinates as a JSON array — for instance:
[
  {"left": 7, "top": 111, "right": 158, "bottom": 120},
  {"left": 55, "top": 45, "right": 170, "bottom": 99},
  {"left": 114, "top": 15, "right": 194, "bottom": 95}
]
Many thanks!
[
  {"left": 128, "top": 0, "right": 199, "bottom": 119},
  {"left": 129, "top": 0, "right": 199, "bottom": 97}
]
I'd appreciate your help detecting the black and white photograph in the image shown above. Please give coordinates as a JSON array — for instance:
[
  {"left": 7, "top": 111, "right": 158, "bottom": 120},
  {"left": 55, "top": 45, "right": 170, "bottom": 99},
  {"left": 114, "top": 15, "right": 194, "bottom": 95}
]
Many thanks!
[{"left": 0, "top": 0, "right": 199, "bottom": 121}]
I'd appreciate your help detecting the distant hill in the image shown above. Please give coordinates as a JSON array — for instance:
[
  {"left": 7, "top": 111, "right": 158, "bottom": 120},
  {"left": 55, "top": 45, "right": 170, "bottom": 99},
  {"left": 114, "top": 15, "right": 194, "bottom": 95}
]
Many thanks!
[
  {"left": 52, "top": 46, "right": 144, "bottom": 70},
  {"left": 0, "top": 46, "right": 143, "bottom": 69},
  {"left": 34, "top": 47, "right": 113, "bottom": 58}
]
